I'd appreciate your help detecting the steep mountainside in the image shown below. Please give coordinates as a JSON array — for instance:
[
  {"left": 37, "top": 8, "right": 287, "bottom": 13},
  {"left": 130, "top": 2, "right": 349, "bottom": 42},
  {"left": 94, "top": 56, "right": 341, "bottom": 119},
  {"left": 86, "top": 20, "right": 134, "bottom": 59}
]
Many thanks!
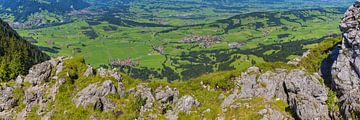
[
  {"left": 0, "top": 19, "right": 49, "bottom": 81},
  {"left": 330, "top": 0, "right": 360, "bottom": 118},
  {"left": 2, "top": 0, "right": 360, "bottom": 120}
]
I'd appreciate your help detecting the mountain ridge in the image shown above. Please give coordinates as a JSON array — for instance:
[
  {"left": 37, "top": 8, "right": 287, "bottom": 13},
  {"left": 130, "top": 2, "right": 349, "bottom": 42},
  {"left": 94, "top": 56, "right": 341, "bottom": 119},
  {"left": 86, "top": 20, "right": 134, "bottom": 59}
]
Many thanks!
[{"left": 1, "top": 0, "right": 360, "bottom": 120}]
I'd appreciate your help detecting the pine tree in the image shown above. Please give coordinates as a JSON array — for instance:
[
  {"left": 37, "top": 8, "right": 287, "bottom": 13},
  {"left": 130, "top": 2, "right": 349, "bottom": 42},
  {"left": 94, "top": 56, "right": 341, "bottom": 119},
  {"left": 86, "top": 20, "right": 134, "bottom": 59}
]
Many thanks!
[{"left": 0, "top": 19, "right": 49, "bottom": 81}]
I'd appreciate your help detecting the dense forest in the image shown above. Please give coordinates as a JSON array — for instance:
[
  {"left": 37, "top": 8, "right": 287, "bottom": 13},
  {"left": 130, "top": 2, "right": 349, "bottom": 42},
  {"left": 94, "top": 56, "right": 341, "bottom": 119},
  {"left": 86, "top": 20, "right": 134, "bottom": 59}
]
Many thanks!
[{"left": 0, "top": 19, "right": 49, "bottom": 81}]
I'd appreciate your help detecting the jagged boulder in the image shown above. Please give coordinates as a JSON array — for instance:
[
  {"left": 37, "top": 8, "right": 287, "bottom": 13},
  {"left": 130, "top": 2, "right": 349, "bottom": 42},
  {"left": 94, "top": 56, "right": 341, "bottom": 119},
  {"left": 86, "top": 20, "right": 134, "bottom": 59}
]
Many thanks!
[
  {"left": 284, "top": 70, "right": 329, "bottom": 119},
  {"left": 221, "top": 88, "right": 238, "bottom": 108},
  {"left": 174, "top": 96, "right": 199, "bottom": 113},
  {"left": 258, "top": 105, "right": 291, "bottom": 120},
  {"left": 237, "top": 67, "right": 288, "bottom": 101},
  {"left": 73, "top": 80, "right": 117, "bottom": 111},
  {"left": 84, "top": 65, "right": 94, "bottom": 77},
  {"left": 23, "top": 57, "right": 66, "bottom": 86},
  {"left": 97, "top": 68, "right": 123, "bottom": 82},
  {"left": 24, "top": 61, "right": 52, "bottom": 86},
  {"left": 339, "top": 89, "right": 360, "bottom": 119},
  {"left": 331, "top": 0, "right": 360, "bottom": 119},
  {"left": 165, "top": 95, "right": 200, "bottom": 120},
  {"left": 155, "top": 86, "right": 179, "bottom": 104},
  {"left": 135, "top": 84, "right": 155, "bottom": 116},
  {"left": 225, "top": 67, "right": 330, "bottom": 119},
  {"left": 0, "top": 84, "right": 17, "bottom": 112}
]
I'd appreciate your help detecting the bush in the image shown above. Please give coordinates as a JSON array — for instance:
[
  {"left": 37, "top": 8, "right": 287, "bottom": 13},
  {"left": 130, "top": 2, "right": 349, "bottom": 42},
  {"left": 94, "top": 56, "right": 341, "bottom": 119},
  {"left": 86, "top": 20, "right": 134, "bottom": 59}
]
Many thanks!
[{"left": 60, "top": 56, "right": 87, "bottom": 82}]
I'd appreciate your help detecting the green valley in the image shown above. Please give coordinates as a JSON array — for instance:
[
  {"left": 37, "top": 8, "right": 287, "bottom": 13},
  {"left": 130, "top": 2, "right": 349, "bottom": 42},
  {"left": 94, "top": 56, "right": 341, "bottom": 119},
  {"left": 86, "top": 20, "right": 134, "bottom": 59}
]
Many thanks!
[
  {"left": 0, "top": 0, "right": 353, "bottom": 80},
  {"left": 15, "top": 7, "right": 345, "bottom": 80}
]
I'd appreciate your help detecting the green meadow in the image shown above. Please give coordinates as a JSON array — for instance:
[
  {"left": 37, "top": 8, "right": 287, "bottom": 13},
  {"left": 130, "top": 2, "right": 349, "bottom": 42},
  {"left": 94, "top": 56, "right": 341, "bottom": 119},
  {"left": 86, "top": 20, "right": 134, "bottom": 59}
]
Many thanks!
[{"left": 17, "top": 8, "right": 344, "bottom": 80}]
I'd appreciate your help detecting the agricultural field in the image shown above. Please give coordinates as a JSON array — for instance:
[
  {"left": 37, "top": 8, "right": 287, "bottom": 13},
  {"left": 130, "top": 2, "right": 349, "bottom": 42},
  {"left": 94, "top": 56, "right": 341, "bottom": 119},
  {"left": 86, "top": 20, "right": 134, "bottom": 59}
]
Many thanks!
[
  {"left": 0, "top": 0, "right": 353, "bottom": 80},
  {"left": 15, "top": 6, "right": 346, "bottom": 80}
]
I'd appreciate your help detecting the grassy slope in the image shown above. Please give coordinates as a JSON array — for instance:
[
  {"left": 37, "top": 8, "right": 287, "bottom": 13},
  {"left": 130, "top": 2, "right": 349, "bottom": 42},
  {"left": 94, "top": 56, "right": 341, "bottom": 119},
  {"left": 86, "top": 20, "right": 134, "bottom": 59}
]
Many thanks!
[{"left": 16, "top": 36, "right": 340, "bottom": 119}]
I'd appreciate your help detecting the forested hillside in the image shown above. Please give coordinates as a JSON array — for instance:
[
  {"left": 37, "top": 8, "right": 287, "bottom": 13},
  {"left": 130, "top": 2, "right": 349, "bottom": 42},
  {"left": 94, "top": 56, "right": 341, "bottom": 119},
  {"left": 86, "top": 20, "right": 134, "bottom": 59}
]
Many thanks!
[{"left": 0, "top": 19, "right": 49, "bottom": 81}]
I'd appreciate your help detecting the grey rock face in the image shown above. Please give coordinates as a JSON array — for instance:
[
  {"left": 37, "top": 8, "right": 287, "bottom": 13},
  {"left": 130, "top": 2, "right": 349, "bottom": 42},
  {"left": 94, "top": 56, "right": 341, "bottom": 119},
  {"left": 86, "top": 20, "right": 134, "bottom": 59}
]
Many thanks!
[
  {"left": 259, "top": 105, "right": 291, "bottom": 120},
  {"left": 73, "top": 80, "right": 117, "bottom": 111},
  {"left": 285, "top": 70, "right": 329, "bottom": 119},
  {"left": 174, "top": 95, "right": 199, "bottom": 113},
  {"left": 23, "top": 57, "right": 66, "bottom": 86},
  {"left": 49, "top": 77, "right": 65, "bottom": 101},
  {"left": 24, "top": 61, "right": 52, "bottom": 86},
  {"left": 15, "top": 75, "right": 24, "bottom": 86},
  {"left": 227, "top": 67, "right": 329, "bottom": 119},
  {"left": 221, "top": 88, "right": 238, "bottom": 108},
  {"left": 155, "top": 86, "right": 179, "bottom": 103},
  {"left": 97, "top": 68, "right": 123, "bottom": 82},
  {"left": 83, "top": 65, "right": 94, "bottom": 77},
  {"left": 237, "top": 68, "right": 288, "bottom": 101},
  {"left": 97, "top": 68, "right": 108, "bottom": 77},
  {"left": 135, "top": 84, "right": 155, "bottom": 116},
  {"left": 132, "top": 84, "right": 199, "bottom": 119},
  {"left": 0, "top": 111, "right": 12, "bottom": 120},
  {"left": 0, "top": 85, "right": 17, "bottom": 113},
  {"left": 331, "top": 1, "right": 360, "bottom": 119},
  {"left": 165, "top": 95, "right": 199, "bottom": 120}
]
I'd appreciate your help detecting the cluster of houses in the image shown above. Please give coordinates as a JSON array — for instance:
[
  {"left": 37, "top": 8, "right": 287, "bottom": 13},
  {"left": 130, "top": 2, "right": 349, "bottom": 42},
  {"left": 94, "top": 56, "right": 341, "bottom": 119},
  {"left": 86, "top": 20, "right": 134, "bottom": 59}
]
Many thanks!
[
  {"left": 110, "top": 58, "right": 138, "bottom": 67},
  {"left": 181, "top": 35, "right": 223, "bottom": 48}
]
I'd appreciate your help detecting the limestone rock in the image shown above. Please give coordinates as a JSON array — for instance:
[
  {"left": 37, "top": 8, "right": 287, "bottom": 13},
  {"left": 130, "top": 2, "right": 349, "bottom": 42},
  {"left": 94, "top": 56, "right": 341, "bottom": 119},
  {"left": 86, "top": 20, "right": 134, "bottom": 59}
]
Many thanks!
[
  {"left": 15, "top": 75, "right": 24, "bottom": 86},
  {"left": 259, "top": 105, "right": 292, "bottom": 120},
  {"left": 174, "top": 95, "right": 199, "bottom": 113},
  {"left": 0, "top": 85, "right": 17, "bottom": 112},
  {"left": 135, "top": 84, "right": 155, "bottom": 116},
  {"left": 225, "top": 67, "right": 330, "bottom": 119},
  {"left": 84, "top": 65, "right": 94, "bottom": 77},
  {"left": 330, "top": 1, "right": 360, "bottom": 119},
  {"left": 221, "top": 88, "right": 238, "bottom": 108},
  {"left": 155, "top": 86, "right": 179, "bottom": 103},
  {"left": 73, "top": 80, "right": 117, "bottom": 111},
  {"left": 24, "top": 61, "right": 52, "bottom": 86}
]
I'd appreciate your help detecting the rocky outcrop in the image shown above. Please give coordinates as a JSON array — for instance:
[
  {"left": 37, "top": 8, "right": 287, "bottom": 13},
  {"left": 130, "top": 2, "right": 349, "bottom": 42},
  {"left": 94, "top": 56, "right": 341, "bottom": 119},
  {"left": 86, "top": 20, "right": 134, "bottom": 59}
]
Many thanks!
[
  {"left": 24, "top": 61, "right": 52, "bottom": 86},
  {"left": 285, "top": 70, "right": 329, "bottom": 119},
  {"left": 258, "top": 105, "right": 290, "bottom": 120},
  {"left": 237, "top": 67, "right": 287, "bottom": 101},
  {"left": 21, "top": 57, "right": 66, "bottom": 119},
  {"left": 3, "top": 1, "right": 360, "bottom": 117},
  {"left": 165, "top": 95, "right": 200, "bottom": 120},
  {"left": 174, "top": 95, "right": 199, "bottom": 113},
  {"left": 84, "top": 65, "right": 95, "bottom": 77},
  {"left": 220, "top": 67, "right": 329, "bottom": 119},
  {"left": 131, "top": 84, "right": 200, "bottom": 119},
  {"left": 0, "top": 84, "right": 17, "bottom": 113},
  {"left": 73, "top": 80, "right": 117, "bottom": 111},
  {"left": 332, "top": 0, "right": 360, "bottom": 118}
]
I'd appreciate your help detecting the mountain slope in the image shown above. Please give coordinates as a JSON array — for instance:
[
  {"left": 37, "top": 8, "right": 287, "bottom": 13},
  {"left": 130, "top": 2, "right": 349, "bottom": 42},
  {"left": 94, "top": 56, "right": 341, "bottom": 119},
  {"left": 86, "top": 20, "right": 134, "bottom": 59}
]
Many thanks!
[
  {"left": 0, "top": 0, "right": 90, "bottom": 21},
  {"left": 0, "top": 13, "right": 345, "bottom": 120},
  {"left": 0, "top": 18, "right": 49, "bottom": 81},
  {"left": 1, "top": 0, "right": 360, "bottom": 120}
]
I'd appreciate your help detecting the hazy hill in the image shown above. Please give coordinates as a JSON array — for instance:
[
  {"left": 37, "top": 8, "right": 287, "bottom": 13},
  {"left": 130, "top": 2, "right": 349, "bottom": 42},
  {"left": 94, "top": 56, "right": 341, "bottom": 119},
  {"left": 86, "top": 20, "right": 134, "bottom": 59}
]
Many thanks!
[{"left": 0, "top": 0, "right": 90, "bottom": 21}]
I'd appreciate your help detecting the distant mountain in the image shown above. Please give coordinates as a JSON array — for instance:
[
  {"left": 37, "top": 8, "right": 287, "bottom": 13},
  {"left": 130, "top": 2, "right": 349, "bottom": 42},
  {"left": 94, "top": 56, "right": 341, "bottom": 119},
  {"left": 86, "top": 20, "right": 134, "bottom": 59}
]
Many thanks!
[
  {"left": 0, "top": 18, "right": 49, "bottom": 81},
  {"left": 202, "top": 0, "right": 354, "bottom": 7},
  {"left": 0, "top": 0, "right": 90, "bottom": 21}
]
